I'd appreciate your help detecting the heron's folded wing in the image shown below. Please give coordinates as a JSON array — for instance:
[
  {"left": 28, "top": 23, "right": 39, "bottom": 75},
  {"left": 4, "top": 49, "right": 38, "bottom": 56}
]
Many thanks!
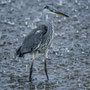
[{"left": 20, "top": 27, "right": 47, "bottom": 54}]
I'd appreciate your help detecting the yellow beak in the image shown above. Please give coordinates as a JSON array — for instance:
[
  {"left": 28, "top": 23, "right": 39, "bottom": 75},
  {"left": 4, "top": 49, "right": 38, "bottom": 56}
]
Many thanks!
[
  {"left": 54, "top": 11, "right": 69, "bottom": 17},
  {"left": 50, "top": 9, "right": 69, "bottom": 17}
]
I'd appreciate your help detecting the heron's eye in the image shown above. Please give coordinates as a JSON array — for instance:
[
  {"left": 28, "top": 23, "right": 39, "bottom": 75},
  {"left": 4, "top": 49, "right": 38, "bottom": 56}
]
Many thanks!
[{"left": 44, "top": 6, "right": 49, "bottom": 9}]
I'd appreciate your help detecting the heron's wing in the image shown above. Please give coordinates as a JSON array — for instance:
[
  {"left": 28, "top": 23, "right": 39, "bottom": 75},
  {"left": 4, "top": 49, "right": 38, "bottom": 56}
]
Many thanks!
[{"left": 20, "top": 25, "right": 47, "bottom": 54}]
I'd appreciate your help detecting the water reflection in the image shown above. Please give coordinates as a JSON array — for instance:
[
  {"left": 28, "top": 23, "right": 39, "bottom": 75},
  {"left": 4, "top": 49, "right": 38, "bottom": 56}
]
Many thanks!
[
  {"left": 13, "top": 79, "right": 58, "bottom": 90},
  {"left": 29, "top": 81, "right": 55, "bottom": 90}
]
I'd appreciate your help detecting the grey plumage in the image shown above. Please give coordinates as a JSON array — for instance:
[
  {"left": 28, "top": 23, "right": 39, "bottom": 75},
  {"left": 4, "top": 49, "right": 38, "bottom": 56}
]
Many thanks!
[
  {"left": 16, "top": 5, "right": 68, "bottom": 81},
  {"left": 16, "top": 23, "right": 53, "bottom": 57}
]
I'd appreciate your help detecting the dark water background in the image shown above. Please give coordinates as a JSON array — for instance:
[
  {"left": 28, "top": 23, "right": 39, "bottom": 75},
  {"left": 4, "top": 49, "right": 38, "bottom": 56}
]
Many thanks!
[{"left": 0, "top": 0, "right": 90, "bottom": 90}]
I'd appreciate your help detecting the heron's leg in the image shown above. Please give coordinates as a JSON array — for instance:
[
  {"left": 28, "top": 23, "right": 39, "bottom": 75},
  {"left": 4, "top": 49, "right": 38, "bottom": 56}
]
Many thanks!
[
  {"left": 29, "top": 53, "right": 37, "bottom": 82},
  {"left": 44, "top": 50, "right": 49, "bottom": 80}
]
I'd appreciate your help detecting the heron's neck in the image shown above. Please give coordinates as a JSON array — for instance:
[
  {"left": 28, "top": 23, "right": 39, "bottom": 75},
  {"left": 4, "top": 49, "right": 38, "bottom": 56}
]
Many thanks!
[
  {"left": 42, "top": 13, "right": 54, "bottom": 32},
  {"left": 42, "top": 13, "right": 49, "bottom": 24}
]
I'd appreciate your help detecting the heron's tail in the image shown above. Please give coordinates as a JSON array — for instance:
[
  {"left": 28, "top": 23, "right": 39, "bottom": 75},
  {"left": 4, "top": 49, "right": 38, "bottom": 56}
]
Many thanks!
[{"left": 16, "top": 46, "right": 24, "bottom": 57}]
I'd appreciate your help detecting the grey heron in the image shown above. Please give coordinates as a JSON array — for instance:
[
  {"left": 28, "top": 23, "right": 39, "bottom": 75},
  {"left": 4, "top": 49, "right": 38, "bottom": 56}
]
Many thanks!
[{"left": 16, "top": 5, "right": 69, "bottom": 82}]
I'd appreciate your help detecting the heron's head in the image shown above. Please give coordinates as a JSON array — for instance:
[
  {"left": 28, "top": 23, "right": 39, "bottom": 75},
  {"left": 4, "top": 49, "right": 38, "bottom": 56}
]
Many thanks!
[{"left": 43, "top": 5, "right": 69, "bottom": 17}]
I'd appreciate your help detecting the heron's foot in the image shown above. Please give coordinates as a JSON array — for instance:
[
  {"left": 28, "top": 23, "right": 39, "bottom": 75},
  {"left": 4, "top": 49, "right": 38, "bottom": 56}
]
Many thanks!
[
  {"left": 46, "top": 75, "right": 49, "bottom": 81},
  {"left": 29, "top": 80, "right": 32, "bottom": 82},
  {"left": 29, "top": 77, "right": 32, "bottom": 82}
]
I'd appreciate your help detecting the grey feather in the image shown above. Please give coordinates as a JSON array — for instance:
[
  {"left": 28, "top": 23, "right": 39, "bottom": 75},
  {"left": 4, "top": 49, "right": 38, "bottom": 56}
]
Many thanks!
[{"left": 20, "top": 25, "right": 48, "bottom": 54}]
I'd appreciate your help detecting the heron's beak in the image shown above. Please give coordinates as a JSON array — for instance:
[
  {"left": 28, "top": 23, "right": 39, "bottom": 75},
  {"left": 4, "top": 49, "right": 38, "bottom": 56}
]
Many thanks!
[
  {"left": 50, "top": 9, "right": 69, "bottom": 17},
  {"left": 54, "top": 11, "right": 69, "bottom": 17}
]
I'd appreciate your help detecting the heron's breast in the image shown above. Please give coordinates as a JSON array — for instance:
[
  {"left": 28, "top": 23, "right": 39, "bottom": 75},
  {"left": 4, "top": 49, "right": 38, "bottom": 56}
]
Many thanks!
[{"left": 39, "top": 30, "right": 54, "bottom": 52}]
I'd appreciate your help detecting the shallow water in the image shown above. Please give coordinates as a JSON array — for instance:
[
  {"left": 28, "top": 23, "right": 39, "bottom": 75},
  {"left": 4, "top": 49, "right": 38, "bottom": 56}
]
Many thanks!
[{"left": 0, "top": 0, "right": 90, "bottom": 90}]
